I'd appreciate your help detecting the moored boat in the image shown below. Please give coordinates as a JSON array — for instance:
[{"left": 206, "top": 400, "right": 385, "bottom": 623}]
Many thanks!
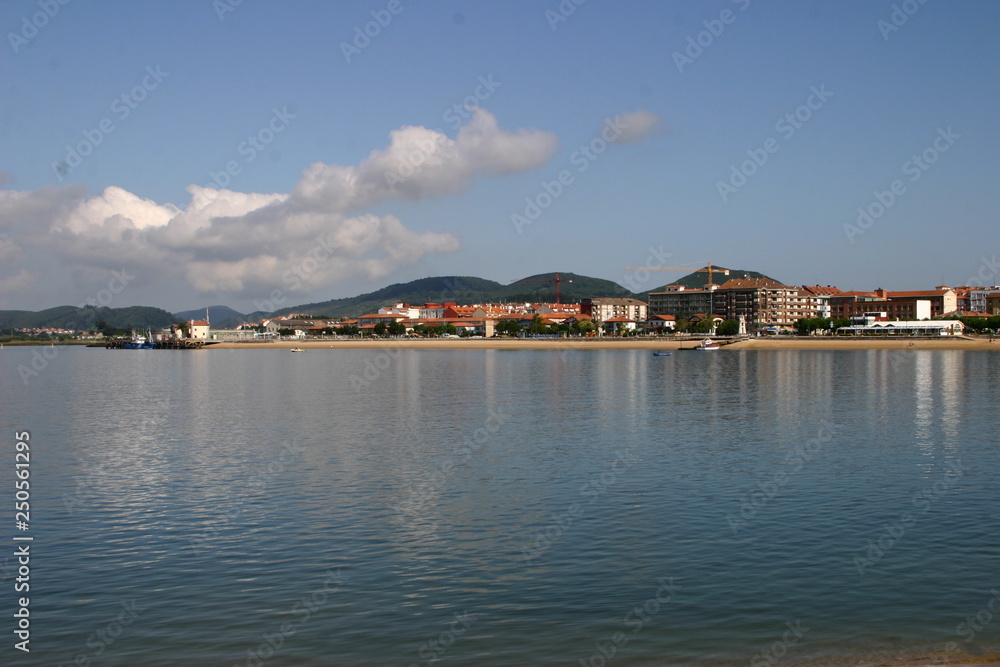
[
  {"left": 122, "top": 330, "right": 156, "bottom": 349},
  {"left": 696, "top": 338, "right": 720, "bottom": 351}
]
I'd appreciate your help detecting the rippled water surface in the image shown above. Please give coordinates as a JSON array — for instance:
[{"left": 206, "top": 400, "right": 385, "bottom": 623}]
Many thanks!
[{"left": 2, "top": 346, "right": 999, "bottom": 666}]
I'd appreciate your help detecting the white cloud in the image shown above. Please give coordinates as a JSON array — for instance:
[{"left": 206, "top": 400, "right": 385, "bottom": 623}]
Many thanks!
[
  {"left": 0, "top": 111, "right": 554, "bottom": 301},
  {"left": 607, "top": 109, "right": 665, "bottom": 145},
  {"left": 293, "top": 108, "right": 558, "bottom": 209}
]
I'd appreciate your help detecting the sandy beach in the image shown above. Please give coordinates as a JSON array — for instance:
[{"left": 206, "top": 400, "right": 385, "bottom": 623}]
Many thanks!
[{"left": 206, "top": 336, "right": 1000, "bottom": 351}]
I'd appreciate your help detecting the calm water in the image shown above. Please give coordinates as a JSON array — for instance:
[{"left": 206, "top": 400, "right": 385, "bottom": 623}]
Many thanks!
[{"left": 1, "top": 346, "right": 998, "bottom": 666}]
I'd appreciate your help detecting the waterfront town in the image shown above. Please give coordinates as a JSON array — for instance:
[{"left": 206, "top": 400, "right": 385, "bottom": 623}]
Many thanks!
[
  {"left": 11, "top": 274, "right": 1000, "bottom": 343},
  {"left": 188, "top": 277, "right": 1000, "bottom": 341}
]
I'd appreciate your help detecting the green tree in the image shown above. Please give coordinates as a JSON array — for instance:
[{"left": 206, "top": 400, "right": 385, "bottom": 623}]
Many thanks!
[
  {"left": 277, "top": 328, "right": 296, "bottom": 337},
  {"left": 527, "top": 315, "right": 548, "bottom": 334},
  {"left": 795, "top": 318, "right": 831, "bottom": 335},
  {"left": 387, "top": 321, "right": 407, "bottom": 337},
  {"left": 690, "top": 318, "right": 715, "bottom": 334},
  {"left": 496, "top": 320, "right": 522, "bottom": 337},
  {"left": 373, "top": 322, "right": 387, "bottom": 336},
  {"left": 716, "top": 319, "right": 740, "bottom": 336}
]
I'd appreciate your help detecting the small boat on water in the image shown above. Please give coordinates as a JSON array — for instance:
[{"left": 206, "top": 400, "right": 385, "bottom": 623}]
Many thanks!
[
  {"left": 696, "top": 338, "right": 720, "bottom": 351},
  {"left": 652, "top": 351, "right": 671, "bottom": 357},
  {"left": 290, "top": 347, "right": 305, "bottom": 352}
]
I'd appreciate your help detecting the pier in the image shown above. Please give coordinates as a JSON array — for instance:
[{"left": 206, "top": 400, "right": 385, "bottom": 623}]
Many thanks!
[{"left": 103, "top": 339, "right": 208, "bottom": 349}]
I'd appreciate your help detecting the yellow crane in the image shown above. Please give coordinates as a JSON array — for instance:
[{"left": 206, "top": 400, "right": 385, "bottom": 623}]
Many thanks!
[{"left": 623, "top": 261, "right": 730, "bottom": 288}]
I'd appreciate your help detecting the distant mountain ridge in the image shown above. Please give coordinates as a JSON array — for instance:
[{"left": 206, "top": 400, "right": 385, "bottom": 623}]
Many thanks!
[
  {"left": 2, "top": 268, "right": 783, "bottom": 328},
  {"left": 0, "top": 305, "right": 176, "bottom": 331},
  {"left": 268, "top": 272, "right": 634, "bottom": 319}
]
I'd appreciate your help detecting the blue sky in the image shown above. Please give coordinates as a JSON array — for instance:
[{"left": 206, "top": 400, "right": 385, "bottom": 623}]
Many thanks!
[{"left": 1, "top": 0, "right": 998, "bottom": 313}]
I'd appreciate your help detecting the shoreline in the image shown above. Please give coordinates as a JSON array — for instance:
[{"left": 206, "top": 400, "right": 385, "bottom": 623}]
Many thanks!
[{"left": 203, "top": 337, "right": 1000, "bottom": 351}]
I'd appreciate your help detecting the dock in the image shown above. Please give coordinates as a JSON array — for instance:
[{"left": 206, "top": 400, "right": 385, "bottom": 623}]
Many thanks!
[{"left": 102, "top": 339, "right": 209, "bottom": 349}]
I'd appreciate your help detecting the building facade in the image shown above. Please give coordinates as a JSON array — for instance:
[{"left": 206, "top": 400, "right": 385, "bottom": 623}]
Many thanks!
[
  {"left": 647, "top": 286, "right": 717, "bottom": 319},
  {"left": 581, "top": 298, "right": 648, "bottom": 323}
]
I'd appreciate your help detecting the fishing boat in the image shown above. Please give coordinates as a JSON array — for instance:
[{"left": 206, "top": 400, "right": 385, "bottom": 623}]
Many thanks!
[
  {"left": 696, "top": 338, "right": 720, "bottom": 351},
  {"left": 290, "top": 347, "right": 305, "bottom": 352},
  {"left": 122, "top": 330, "right": 156, "bottom": 349},
  {"left": 652, "top": 351, "right": 671, "bottom": 357}
]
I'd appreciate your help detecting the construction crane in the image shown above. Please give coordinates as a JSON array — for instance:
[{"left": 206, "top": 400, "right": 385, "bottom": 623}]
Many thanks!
[
  {"left": 511, "top": 272, "right": 573, "bottom": 304},
  {"left": 623, "top": 261, "right": 730, "bottom": 288}
]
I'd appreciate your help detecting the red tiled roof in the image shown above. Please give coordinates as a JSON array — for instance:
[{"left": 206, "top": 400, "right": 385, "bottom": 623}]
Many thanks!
[
  {"left": 886, "top": 290, "right": 951, "bottom": 298},
  {"left": 800, "top": 285, "right": 843, "bottom": 296},
  {"left": 834, "top": 291, "right": 878, "bottom": 298}
]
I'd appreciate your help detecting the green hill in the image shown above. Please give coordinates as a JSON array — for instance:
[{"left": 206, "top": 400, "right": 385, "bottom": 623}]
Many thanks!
[
  {"left": 646, "top": 266, "right": 782, "bottom": 294},
  {"left": 496, "top": 272, "right": 631, "bottom": 303},
  {"left": 0, "top": 305, "right": 176, "bottom": 331},
  {"left": 269, "top": 272, "right": 631, "bottom": 319}
]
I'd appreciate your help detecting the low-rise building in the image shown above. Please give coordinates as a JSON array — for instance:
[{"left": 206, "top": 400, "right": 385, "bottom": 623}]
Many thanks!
[
  {"left": 188, "top": 320, "right": 210, "bottom": 339},
  {"left": 581, "top": 297, "right": 648, "bottom": 323},
  {"left": 644, "top": 314, "right": 676, "bottom": 331},
  {"left": 970, "top": 287, "right": 1000, "bottom": 313},
  {"left": 838, "top": 318, "right": 964, "bottom": 336},
  {"left": 798, "top": 285, "right": 842, "bottom": 319}
]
